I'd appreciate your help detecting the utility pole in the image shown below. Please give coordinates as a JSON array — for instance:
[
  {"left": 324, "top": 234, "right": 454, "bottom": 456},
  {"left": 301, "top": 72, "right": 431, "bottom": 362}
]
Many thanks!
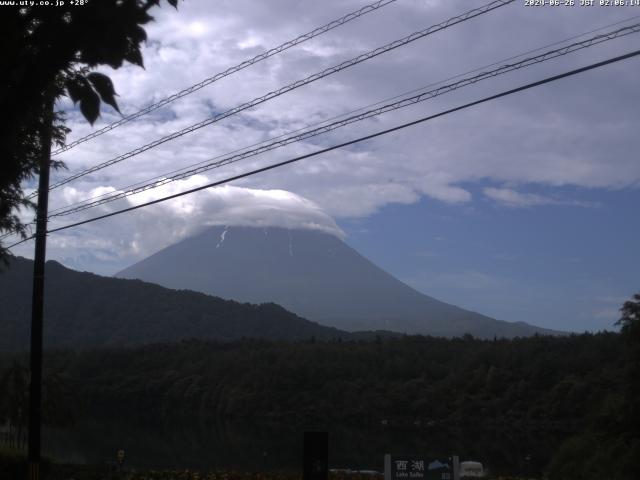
[{"left": 27, "top": 94, "right": 54, "bottom": 480}]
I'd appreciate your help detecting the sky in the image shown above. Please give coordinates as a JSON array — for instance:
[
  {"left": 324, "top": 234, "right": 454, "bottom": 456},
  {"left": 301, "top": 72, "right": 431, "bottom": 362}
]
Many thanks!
[{"left": 7, "top": 0, "right": 640, "bottom": 332}]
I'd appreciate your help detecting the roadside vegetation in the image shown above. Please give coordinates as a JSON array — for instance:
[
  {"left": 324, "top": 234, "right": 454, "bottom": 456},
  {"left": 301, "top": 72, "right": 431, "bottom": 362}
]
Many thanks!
[{"left": 1, "top": 322, "right": 638, "bottom": 479}]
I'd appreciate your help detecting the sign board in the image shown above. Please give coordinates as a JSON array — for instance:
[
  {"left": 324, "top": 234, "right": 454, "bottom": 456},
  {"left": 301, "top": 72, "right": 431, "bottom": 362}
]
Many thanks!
[{"left": 384, "top": 455, "right": 459, "bottom": 480}]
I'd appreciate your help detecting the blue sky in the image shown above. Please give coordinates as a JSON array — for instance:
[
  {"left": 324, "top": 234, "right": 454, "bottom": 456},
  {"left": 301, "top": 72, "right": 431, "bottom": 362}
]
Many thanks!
[
  {"left": 341, "top": 182, "right": 638, "bottom": 332},
  {"left": 6, "top": 0, "right": 640, "bottom": 333}
]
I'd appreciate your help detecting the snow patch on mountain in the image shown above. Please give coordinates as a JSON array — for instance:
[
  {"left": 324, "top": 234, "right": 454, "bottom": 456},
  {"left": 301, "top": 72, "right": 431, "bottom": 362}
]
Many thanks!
[
  {"left": 39, "top": 184, "right": 345, "bottom": 273},
  {"left": 216, "top": 226, "right": 228, "bottom": 249}
]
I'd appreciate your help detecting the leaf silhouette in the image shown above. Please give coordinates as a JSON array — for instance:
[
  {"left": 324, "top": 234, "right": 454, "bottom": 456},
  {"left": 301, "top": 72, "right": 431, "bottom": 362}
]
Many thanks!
[
  {"left": 124, "top": 44, "right": 144, "bottom": 68},
  {"left": 87, "top": 72, "right": 120, "bottom": 113},
  {"left": 79, "top": 87, "right": 100, "bottom": 125},
  {"left": 65, "top": 78, "right": 84, "bottom": 104}
]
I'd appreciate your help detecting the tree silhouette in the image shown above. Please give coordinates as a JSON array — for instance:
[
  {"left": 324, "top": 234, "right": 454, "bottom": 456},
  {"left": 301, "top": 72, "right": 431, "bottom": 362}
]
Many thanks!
[
  {"left": 0, "top": 362, "right": 29, "bottom": 450},
  {"left": 0, "top": 362, "right": 77, "bottom": 450},
  {"left": 616, "top": 292, "right": 640, "bottom": 446},
  {"left": 0, "top": 0, "right": 180, "bottom": 260},
  {"left": 617, "top": 292, "right": 640, "bottom": 335}
]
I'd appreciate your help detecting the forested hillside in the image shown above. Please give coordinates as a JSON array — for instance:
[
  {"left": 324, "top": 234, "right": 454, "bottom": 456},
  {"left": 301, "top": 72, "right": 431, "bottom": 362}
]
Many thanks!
[
  {"left": 1, "top": 331, "right": 638, "bottom": 478},
  {"left": 0, "top": 256, "right": 347, "bottom": 350},
  {"left": 31, "top": 334, "right": 623, "bottom": 426}
]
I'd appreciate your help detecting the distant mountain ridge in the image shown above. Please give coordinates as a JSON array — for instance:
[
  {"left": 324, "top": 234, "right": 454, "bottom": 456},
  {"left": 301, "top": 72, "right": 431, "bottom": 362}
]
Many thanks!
[
  {"left": 0, "top": 256, "right": 348, "bottom": 352},
  {"left": 116, "top": 226, "right": 558, "bottom": 338}
]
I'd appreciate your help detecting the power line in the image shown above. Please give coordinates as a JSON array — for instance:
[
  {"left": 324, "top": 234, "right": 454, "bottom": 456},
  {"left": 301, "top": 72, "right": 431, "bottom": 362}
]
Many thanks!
[
  {"left": 0, "top": 221, "right": 35, "bottom": 240},
  {"left": 48, "top": 22, "right": 640, "bottom": 218},
  {"left": 46, "top": 13, "right": 640, "bottom": 217},
  {"left": 5, "top": 47, "right": 636, "bottom": 250},
  {"left": 42, "top": 0, "right": 514, "bottom": 194},
  {"left": 6, "top": 10, "right": 637, "bottom": 244},
  {"left": 50, "top": 0, "right": 398, "bottom": 156}
]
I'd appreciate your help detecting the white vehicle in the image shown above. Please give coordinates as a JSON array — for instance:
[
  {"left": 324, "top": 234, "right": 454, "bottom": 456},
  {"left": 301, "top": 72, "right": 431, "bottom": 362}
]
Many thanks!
[{"left": 459, "top": 461, "right": 484, "bottom": 478}]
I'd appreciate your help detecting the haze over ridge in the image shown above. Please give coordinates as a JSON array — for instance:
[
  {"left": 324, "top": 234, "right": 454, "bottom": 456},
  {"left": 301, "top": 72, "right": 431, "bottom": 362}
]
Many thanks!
[{"left": 116, "top": 225, "right": 559, "bottom": 338}]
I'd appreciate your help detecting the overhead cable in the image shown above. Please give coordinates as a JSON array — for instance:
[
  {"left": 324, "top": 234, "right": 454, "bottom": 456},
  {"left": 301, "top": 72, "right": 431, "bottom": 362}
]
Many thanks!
[
  {"left": 42, "top": 0, "right": 514, "bottom": 194},
  {"left": 4, "top": 46, "right": 635, "bottom": 251},
  {"left": 48, "top": 22, "right": 640, "bottom": 218},
  {"left": 47, "top": 13, "right": 640, "bottom": 216},
  {"left": 50, "top": 0, "right": 399, "bottom": 156}
]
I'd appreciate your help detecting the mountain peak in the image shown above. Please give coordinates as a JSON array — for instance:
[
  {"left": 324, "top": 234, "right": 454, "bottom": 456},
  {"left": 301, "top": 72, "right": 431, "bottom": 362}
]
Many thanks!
[{"left": 117, "top": 225, "right": 557, "bottom": 338}]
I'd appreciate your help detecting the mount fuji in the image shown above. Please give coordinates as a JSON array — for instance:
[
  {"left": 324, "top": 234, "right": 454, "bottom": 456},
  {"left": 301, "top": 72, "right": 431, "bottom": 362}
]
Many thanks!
[{"left": 116, "top": 225, "right": 556, "bottom": 338}]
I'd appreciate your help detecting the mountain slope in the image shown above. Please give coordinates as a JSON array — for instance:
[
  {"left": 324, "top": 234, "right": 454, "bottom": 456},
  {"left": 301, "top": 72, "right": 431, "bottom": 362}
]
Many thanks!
[
  {"left": 116, "top": 226, "right": 557, "bottom": 338},
  {"left": 0, "top": 256, "right": 347, "bottom": 352}
]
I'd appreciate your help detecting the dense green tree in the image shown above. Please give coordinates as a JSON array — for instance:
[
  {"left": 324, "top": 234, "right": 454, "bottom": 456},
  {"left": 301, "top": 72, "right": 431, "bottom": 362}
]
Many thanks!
[
  {"left": 617, "top": 292, "right": 640, "bottom": 336},
  {"left": 617, "top": 292, "right": 640, "bottom": 442},
  {"left": 0, "top": 362, "right": 29, "bottom": 450},
  {"left": 0, "top": 0, "right": 180, "bottom": 260},
  {"left": 0, "top": 361, "right": 75, "bottom": 449},
  {"left": 0, "top": 331, "right": 634, "bottom": 477}
]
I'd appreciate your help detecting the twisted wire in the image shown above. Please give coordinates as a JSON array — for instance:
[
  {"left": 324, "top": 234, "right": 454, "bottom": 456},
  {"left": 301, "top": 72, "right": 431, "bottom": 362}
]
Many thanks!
[
  {"left": 42, "top": 0, "right": 514, "bottom": 195},
  {"left": 50, "top": 0, "right": 398, "bottom": 156},
  {"left": 7, "top": 48, "right": 640, "bottom": 248},
  {"left": 47, "top": 14, "right": 640, "bottom": 216},
  {"left": 49, "top": 22, "right": 640, "bottom": 218},
  {"left": 36, "top": 48, "right": 640, "bottom": 236}
]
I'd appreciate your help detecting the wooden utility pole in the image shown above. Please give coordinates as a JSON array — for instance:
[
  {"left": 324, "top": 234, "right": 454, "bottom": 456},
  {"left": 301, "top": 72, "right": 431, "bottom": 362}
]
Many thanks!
[{"left": 27, "top": 94, "right": 54, "bottom": 480}]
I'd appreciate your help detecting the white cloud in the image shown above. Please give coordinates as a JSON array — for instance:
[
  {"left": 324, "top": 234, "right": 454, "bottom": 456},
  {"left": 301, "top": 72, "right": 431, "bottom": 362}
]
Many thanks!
[
  {"left": 11, "top": 184, "right": 343, "bottom": 274},
  {"left": 9, "top": 0, "right": 640, "bottom": 272},
  {"left": 483, "top": 187, "right": 598, "bottom": 208}
]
